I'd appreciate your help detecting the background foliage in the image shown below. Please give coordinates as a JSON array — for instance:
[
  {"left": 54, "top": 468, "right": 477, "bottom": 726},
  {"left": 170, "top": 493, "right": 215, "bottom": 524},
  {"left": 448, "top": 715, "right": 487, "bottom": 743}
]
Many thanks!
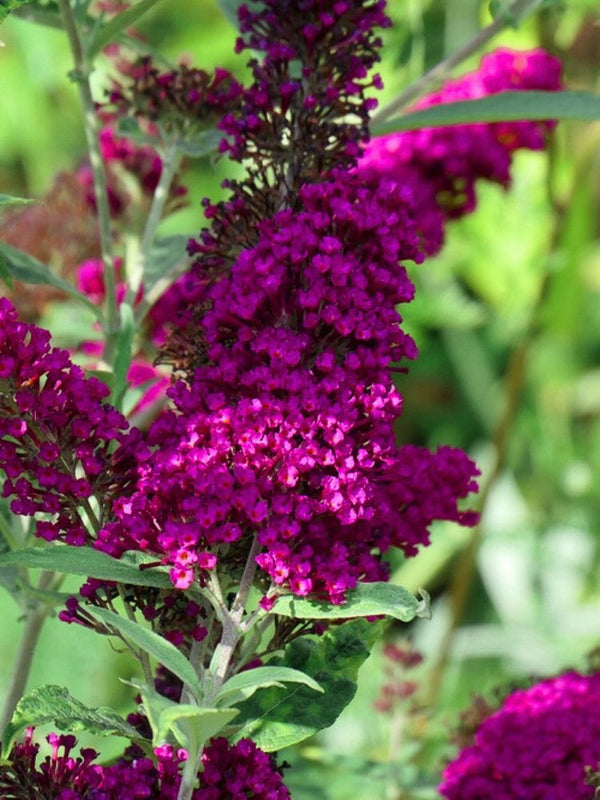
[{"left": 1, "top": 0, "right": 600, "bottom": 797}]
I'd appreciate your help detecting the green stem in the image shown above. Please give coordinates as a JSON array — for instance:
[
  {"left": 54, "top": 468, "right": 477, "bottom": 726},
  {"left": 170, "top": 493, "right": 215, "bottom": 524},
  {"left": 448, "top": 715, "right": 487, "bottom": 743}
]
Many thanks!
[
  {"left": 127, "top": 137, "right": 182, "bottom": 306},
  {"left": 208, "top": 537, "right": 261, "bottom": 698},
  {"left": 177, "top": 744, "right": 204, "bottom": 800},
  {"left": 176, "top": 541, "right": 262, "bottom": 800},
  {"left": 0, "top": 571, "right": 55, "bottom": 735},
  {"left": 371, "top": 0, "right": 544, "bottom": 127},
  {"left": 0, "top": 512, "right": 22, "bottom": 552},
  {"left": 57, "top": 0, "right": 118, "bottom": 361},
  {"left": 117, "top": 586, "right": 153, "bottom": 685}
]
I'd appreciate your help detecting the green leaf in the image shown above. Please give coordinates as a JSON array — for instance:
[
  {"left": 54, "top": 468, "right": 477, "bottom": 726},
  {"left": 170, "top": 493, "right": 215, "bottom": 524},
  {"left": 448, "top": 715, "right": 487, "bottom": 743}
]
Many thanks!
[
  {"left": 0, "top": 518, "right": 19, "bottom": 597},
  {"left": 175, "top": 129, "right": 223, "bottom": 159},
  {"left": 373, "top": 90, "right": 600, "bottom": 136},
  {"left": 0, "top": 546, "right": 173, "bottom": 589},
  {"left": 0, "top": 249, "right": 14, "bottom": 290},
  {"left": 0, "top": 193, "right": 36, "bottom": 208},
  {"left": 127, "top": 678, "right": 238, "bottom": 748},
  {"left": 89, "top": 606, "right": 204, "bottom": 702},
  {"left": 1, "top": 684, "right": 139, "bottom": 757},
  {"left": 272, "top": 581, "right": 420, "bottom": 622},
  {"left": 0, "top": 0, "right": 37, "bottom": 25},
  {"left": 143, "top": 234, "right": 190, "bottom": 294},
  {"left": 157, "top": 704, "right": 238, "bottom": 748},
  {"left": 111, "top": 302, "right": 135, "bottom": 408},
  {"left": 539, "top": 168, "right": 593, "bottom": 337},
  {"left": 232, "top": 619, "right": 382, "bottom": 751},
  {"left": 215, "top": 666, "right": 323, "bottom": 708},
  {"left": 86, "top": 0, "right": 167, "bottom": 59},
  {"left": 116, "top": 116, "right": 159, "bottom": 148},
  {"left": 0, "top": 243, "right": 100, "bottom": 318}
]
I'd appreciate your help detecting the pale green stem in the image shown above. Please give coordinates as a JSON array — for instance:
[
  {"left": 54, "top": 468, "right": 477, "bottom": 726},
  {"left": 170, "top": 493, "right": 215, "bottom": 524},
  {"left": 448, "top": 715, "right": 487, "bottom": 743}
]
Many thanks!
[
  {"left": 371, "top": 0, "right": 545, "bottom": 127},
  {"left": 127, "top": 137, "right": 182, "bottom": 305},
  {"left": 177, "top": 745, "right": 204, "bottom": 800},
  {"left": 57, "top": 0, "right": 118, "bottom": 361},
  {"left": 176, "top": 540, "right": 262, "bottom": 800},
  {"left": 212, "top": 537, "right": 262, "bottom": 686},
  {"left": 0, "top": 571, "right": 55, "bottom": 735},
  {"left": 0, "top": 512, "right": 22, "bottom": 551},
  {"left": 117, "top": 586, "right": 153, "bottom": 685}
]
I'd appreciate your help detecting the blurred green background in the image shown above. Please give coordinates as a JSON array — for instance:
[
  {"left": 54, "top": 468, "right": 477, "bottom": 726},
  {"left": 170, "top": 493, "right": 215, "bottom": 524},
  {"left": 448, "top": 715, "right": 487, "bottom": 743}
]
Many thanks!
[{"left": 2, "top": 1, "right": 600, "bottom": 797}]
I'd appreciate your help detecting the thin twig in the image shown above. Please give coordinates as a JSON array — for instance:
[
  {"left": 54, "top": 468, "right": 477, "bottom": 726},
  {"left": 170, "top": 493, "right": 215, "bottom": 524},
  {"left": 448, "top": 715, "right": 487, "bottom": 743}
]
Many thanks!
[
  {"left": 57, "top": 0, "right": 118, "bottom": 360},
  {"left": 0, "top": 571, "right": 56, "bottom": 734},
  {"left": 126, "top": 136, "right": 182, "bottom": 305}
]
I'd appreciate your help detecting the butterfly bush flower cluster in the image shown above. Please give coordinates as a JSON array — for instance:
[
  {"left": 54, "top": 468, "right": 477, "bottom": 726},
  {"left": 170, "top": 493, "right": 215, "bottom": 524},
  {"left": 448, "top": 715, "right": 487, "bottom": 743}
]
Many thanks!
[
  {"left": 89, "top": 0, "right": 482, "bottom": 604},
  {"left": 97, "top": 169, "right": 479, "bottom": 602},
  {"left": 439, "top": 671, "right": 600, "bottom": 800},
  {"left": 0, "top": 2, "right": 562, "bottom": 608},
  {"left": 0, "top": 297, "right": 137, "bottom": 544},
  {"left": 0, "top": 730, "right": 289, "bottom": 800}
]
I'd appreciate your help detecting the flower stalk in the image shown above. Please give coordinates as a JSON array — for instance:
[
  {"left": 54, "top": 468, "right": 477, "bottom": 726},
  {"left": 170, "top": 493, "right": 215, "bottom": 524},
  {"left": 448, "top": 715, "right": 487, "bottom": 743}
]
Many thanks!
[
  {"left": 57, "top": 0, "right": 119, "bottom": 361},
  {"left": 0, "top": 571, "right": 56, "bottom": 735}
]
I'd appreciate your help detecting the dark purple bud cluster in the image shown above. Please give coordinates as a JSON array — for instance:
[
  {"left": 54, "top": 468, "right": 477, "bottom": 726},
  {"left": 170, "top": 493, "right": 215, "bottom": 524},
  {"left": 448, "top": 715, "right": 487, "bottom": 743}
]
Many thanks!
[
  {"left": 108, "top": 58, "right": 242, "bottom": 130},
  {"left": 185, "top": 0, "right": 391, "bottom": 285}
]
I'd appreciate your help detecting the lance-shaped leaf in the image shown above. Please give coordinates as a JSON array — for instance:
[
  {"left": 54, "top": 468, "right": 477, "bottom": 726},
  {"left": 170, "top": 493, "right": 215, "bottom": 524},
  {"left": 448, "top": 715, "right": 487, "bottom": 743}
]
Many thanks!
[
  {"left": 232, "top": 619, "right": 382, "bottom": 752},
  {"left": 0, "top": 546, "right": 173, "bottom": 589},
  {"left": 373, "top": 90, "right": 600, "bottom": 136},
  {"left": 86, "top": 0, "right": 167, "bottom": 59},
  {"left": 0, "top": 193, "right": 36, "bottom": 208},
  {"left": 1, "top": 684, "right": 140, "bottom": 757},
  {"left": 158, "top": 705, "right": 238, "bottom": 749},
  {"left": 90, "top": 606, "right": 204, "bottom": 702},
  {"left": 215, "top": 666, "right": 323, "bottom": 708},
  {"left": 272, "top": 581, "right": 420, "bottom": 622},
  {"left": 128, "top": 678, "right": 238, "bottom": 749},
  {"left": 0, "top": 243, "right": 100, "bottom": 317},
  {"left": 174, "top": 129, "right": 223, "bottom": 159},
  {"left": 142, "top": 234, "right": 190, "bottom": 295},
  {"left": 111, "top": 302, "right": 135, "bottom": 407}
]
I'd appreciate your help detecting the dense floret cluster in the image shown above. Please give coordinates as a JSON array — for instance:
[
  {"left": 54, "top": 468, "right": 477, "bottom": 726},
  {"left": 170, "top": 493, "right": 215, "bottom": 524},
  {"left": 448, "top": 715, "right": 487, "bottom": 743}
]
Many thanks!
[
  {"left": 197, "top": 737, "right": 291, "bottom": 799},
  {"left": 0, "top": 297, "right": 133, "bottom": 544},
  {"left": 0, "top": 731, "right": 289, "bottom": 800},
  {"left": 439, "top": 671, "right": 600, "bottom": 800},
  {"left": 96, "top": 170, "right": 478, "bottom": 602},
  {"left": 108, "top": 59, "right": 242, "bottom": 130},
  {"left": 186, "top": 0, "right": 392, "bottom": 286}
]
